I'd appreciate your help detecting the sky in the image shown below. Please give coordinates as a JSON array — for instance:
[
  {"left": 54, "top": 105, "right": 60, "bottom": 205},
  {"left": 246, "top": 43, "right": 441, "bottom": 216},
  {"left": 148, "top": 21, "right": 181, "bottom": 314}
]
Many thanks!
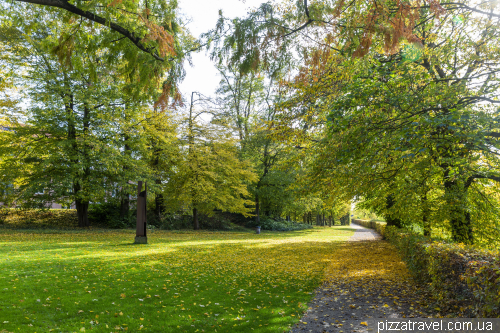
[{"left": 177, "top": 0, "right": 265, "bottom": 100}]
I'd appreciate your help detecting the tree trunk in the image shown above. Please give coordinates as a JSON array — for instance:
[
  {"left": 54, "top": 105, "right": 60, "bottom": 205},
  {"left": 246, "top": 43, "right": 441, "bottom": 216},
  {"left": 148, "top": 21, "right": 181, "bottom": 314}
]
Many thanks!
[
  {"left": 444, "top": 177, "right": 473, "bottom": 244},
  {"left": 255, "top": 194, "right": 260, "bottom": 225},
  {"left": 155, "top": 193, "right": 164, "bottom": 220},
  {"left": 385, "top": 194, "right": 403, "bottom": 228},
  {"left": 120, "top": 195, "right": 129, "bottom": 221},
  {"left": 422, "top": 192, "right": 431, "bottom": 237},
  {"left": 152, "top": 143, "right": 164, "bottom": 220},
  {"left": 120, "top": 123, "right": 131, "bottom": 222},
  {"left": 75, "top": 197, "right": 89, "bottom": 227},
  {"left": 193, "top": 207, "right": 199, "bottom": 230}
]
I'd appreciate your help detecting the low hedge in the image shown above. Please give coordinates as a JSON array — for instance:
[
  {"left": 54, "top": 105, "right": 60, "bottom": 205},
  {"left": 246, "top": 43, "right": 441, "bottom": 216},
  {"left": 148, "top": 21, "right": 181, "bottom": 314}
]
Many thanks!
[
  {"left": 0, "top": 208, "right": 78, "bottom": 228},
  {"left": 352, "top": 219, "right": 500, "bottom": 317},
  {"left": 352, "top": 219, "right": 386, "bottom": 234},
  {"left": 246, "top": 217, "right": 313, "bottom": 231}
]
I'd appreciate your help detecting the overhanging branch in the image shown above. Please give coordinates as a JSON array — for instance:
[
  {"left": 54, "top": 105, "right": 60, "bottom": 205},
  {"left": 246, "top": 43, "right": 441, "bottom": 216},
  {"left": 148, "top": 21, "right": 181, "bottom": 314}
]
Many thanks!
[{"left": 15, "top": 0, "right": 165, "bottom": 61}]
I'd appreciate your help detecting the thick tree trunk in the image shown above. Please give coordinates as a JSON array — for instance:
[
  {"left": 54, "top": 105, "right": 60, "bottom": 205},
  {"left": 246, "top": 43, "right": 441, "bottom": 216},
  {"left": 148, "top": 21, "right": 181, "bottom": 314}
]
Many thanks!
[
  {"left": 444, "top": 178, "right": 473, "bottom": 244},
  {"left": 76, "top": 198, "right": 89, "bottom": 227},
  {"left": 193, "top": 207, "right": 199, "bottom": 230}
]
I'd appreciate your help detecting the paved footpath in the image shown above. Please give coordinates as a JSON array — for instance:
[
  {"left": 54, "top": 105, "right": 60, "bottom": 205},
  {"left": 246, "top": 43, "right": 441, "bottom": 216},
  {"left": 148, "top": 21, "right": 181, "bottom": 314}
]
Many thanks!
[
  {"left": 348, "top": 223, "right": 382, "bottom": 242},
  {"left": 290, "top": 223, "right": 431, "bottom": 333}
]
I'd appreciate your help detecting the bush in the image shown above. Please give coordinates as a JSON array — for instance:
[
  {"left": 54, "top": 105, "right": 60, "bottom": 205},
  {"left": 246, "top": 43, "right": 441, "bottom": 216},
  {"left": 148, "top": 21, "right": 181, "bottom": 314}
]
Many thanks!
[
  {"left": 246, "top": 217, "right": 313, "bottom": 231},
  {"left": 0, "top": 208, "right": 78, "bottom": 228},
  {"left": 353, "top": 219, "right": 500, "bottom": 317},
  {"left": 88, "top": 203, "right": 132, "bottom": 229},
  {"left": 153, "top": 213, "right": 245, "bottom": 231},
  {"left": 352, "top": 218, "right": 386, "bottom": 234}
]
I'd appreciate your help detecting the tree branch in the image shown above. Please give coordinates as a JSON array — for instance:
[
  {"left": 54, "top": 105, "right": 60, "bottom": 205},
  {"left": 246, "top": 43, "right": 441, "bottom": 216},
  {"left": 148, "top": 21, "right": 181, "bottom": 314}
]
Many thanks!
[{"left": 15, "top": 0, "right": 165, "bottom": 61}]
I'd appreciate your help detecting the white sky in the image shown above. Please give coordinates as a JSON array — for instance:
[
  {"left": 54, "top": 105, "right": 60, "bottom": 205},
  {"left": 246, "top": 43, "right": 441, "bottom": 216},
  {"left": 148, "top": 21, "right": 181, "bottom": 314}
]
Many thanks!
[{"left": 177, "top": 0, "right": 265, "bottom": 100}]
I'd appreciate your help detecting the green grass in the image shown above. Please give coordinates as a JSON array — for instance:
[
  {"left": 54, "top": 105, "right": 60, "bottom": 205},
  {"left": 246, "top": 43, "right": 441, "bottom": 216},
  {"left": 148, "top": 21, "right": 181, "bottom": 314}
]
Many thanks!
[{"left": 0, "top": 226, "right": 354, "bottom": 333}]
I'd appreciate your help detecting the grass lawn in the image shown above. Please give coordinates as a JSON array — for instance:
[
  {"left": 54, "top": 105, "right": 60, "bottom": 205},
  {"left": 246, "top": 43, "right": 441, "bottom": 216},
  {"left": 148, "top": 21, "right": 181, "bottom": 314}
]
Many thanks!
[{"left": 0, "top": 226, "right": 353, "bottom": 333}]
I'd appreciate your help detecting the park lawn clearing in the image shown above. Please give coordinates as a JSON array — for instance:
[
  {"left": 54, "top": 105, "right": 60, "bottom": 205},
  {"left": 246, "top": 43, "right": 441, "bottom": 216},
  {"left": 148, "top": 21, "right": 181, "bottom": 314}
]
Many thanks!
[{"left": 0, "top": 226, "right": 353, "bottom": 333}]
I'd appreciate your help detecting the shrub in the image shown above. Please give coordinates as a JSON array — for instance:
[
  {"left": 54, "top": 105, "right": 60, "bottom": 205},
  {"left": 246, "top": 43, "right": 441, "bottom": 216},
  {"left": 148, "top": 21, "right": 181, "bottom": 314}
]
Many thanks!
[
  {"left": 353, "top": 219, "right": 500, "bottom": 317},
  {"left": 246, "top": 217, "right": 313, "bottom": 231},
  {"left": 153, "top": 213, "right": 245, "bottom": 231},
  {"left": 352, "top": 218, "right": 386, "bottom": 234},
  {"left": 88, "top": 203, "right": 132, "bottom": 229},
  {"left": 0, "top": 208, "right": 78, "bottom": 228}
]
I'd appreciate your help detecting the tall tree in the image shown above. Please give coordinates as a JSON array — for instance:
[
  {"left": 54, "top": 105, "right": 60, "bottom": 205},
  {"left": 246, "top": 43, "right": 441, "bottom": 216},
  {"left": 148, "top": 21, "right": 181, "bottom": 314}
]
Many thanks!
[
  {"left": 275, "top": 2, "right": 500, "bottom": 244},
  {"left": 0, "top": 7, "right": 182, "bottom": 225},
  {"left": 165, "top": 93, "right": 257, "bottom": 229}
]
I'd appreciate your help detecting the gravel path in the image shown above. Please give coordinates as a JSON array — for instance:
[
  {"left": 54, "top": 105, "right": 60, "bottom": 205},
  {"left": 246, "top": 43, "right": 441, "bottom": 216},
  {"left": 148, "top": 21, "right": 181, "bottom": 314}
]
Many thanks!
[{"left": 290, "top": 223, "right": 431, "bottom": 333}]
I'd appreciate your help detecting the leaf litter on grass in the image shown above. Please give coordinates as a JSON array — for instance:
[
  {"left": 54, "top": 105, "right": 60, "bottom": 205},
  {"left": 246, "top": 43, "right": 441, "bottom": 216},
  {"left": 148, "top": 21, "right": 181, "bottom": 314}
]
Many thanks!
[{"left": 0, "top": 227, "right": 353, "bottom": 333}]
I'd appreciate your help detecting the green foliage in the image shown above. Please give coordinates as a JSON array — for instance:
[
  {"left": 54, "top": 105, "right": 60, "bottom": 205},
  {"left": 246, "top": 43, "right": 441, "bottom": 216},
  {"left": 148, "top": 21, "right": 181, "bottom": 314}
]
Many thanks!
[
  {"left": 247, "top": 216, "right": 312, "bottom": 231},
  {"left": 276, "top": 4, "right": 500, "bottom": 244},
  {"left": 149, "top": 213, "right": 245, "bottom": 231},
  {"left": 353, "top": 208, "right": 384, "bottom": 221},
  {"left": 0, "top": 208, "right": 78, "bottom": 229},
  {"left": 164, "top": 105, "right": 257, "bottom": 223},
  {"left": 88, "top": 203, "right": 132, "bottom": 229},
  {"left": 372, "top": 223, "right": 500, "bottom": 317}
]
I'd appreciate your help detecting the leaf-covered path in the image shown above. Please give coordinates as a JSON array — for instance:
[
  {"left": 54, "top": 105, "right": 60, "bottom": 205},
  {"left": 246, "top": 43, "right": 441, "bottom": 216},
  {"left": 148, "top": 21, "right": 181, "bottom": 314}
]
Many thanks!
[{"left": 291, "top": 223, "right": 433, "bottom": 333}]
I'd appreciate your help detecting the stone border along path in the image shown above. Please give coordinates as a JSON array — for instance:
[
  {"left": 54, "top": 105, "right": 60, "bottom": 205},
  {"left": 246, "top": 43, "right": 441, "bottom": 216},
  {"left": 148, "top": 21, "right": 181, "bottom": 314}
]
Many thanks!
[{"left": 290, "top": 223, "right": 434, "bottom": 333}]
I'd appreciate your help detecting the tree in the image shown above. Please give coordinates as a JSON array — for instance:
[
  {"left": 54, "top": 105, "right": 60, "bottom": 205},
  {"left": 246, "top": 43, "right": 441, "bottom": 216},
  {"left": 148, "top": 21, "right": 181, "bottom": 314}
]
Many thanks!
[
  {"left": 0, "top": 9, "right": 167, "bottom": 226},
  {"left": 275, "top": 2, "right": 500, "bottom": 244},
  {"left": 164, "top": 93, "right": 257, "bottom": 229}
]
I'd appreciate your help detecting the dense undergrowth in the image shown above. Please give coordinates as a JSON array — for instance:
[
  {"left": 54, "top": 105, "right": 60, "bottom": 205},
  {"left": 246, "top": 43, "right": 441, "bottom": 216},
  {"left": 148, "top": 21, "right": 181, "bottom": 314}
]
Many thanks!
[{"left": 0, "top": 207, "right": 313, "bottom": 232}]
